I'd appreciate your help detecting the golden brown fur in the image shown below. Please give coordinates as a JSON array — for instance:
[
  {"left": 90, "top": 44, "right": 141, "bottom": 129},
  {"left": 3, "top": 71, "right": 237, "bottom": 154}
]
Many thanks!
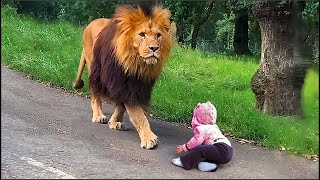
[
  {"left": 73, "top": 4, "right": 173, "bottom": 150},
  {"left": 73, "top": 18, "right": 110, "bottom": 89},
  {"left": 112, "top": 5, "right": 172, "bottom": 79},
  {"left": 169, "top": 20, "right": 177, "bottom": 42}
]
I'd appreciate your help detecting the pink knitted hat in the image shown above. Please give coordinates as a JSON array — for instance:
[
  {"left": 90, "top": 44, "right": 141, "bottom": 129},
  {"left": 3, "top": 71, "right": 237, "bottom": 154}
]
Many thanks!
[{"left": 191, "top": 101, "right": 217, "bottom": 129}]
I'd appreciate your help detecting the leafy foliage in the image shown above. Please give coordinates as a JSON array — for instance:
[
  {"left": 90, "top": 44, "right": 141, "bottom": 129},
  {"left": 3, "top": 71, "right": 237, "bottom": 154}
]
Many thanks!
[
  {"left": 57, "top": 1, "right": 125, "bottom": 26},
  {"left": 2, "top": 1, "right": 318, "bottom": 57},
  {"left": 303, "top": 1, "right": 319, "bottom": 23},
  {"left": 16, "top": 1, "right": 60, "bottom": 21},
  {"left": 163, "top": 1, "right": 206, "bottom": 44},
  {"left": 302, "top": 1, "right": 319, "bottom": 64}
]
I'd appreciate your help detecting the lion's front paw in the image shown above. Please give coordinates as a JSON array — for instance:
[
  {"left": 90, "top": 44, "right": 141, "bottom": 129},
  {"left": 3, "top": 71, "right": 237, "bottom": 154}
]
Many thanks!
[
  {"left": 108, "top": 121, "right": 126, "bottom": 131},
  {"left": 92, "top": 115, "right": 107, "bottom": 124},
  {"left": 140, "top": 131, "right": 158, "bottom": 150}
]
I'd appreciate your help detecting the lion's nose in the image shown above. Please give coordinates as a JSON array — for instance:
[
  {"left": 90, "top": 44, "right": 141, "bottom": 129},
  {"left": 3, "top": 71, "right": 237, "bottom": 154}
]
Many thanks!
[{"left": 149, "top": 46, "right": 159, "bottom": 52}]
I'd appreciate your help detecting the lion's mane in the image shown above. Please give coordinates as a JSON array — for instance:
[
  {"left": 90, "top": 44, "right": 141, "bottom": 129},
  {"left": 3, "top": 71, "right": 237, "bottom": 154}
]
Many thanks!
[{"left": 89, "top": 4, "right": 172, "bottom": 107}]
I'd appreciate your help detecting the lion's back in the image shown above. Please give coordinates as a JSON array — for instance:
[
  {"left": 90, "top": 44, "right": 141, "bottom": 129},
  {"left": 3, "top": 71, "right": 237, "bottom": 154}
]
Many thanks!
[{"left": 83, "top": 18, "right": 111, "bottom": 48}]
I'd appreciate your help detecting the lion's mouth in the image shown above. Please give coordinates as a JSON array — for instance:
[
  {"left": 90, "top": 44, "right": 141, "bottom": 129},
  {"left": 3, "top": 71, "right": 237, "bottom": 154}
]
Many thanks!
[{"left": 143, "top": 56, "right": 158, "bottom": 65}]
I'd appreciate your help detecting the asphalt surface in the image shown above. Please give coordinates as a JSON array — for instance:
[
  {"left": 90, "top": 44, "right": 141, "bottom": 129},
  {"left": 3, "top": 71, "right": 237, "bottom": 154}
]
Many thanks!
[{"left": 1, "top": 64, "right": 319, "bottom": 179}]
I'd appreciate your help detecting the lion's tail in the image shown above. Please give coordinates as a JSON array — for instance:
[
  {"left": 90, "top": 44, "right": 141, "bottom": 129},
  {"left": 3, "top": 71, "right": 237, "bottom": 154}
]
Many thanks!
[{"left": 73, "top": 49, "right": 85, "bottom": 89}]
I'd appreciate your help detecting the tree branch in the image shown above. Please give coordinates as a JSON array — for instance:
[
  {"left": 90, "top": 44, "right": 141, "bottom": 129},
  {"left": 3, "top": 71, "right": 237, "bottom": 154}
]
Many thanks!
[{"left": 197, "top": 1, "right": 214, "bottom": 25}]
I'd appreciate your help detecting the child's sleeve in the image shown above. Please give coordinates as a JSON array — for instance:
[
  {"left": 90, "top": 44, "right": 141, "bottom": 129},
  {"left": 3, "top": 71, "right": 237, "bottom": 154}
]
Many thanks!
[{"left": 182, "top": 127, "right": 205, "bottom": 152}]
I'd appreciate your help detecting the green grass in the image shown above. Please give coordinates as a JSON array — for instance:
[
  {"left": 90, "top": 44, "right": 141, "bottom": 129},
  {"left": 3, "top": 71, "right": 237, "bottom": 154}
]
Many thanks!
[
  {"left": 2, "top": 6, "right": 319, "bottom": 157},
  {"left": 1, "top": 6, "right": 91, "bottom": 94}
]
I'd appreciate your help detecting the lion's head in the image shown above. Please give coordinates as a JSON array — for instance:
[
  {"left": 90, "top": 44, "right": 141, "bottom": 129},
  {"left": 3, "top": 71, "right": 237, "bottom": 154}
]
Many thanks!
[{"left": 112, "top": 5, "right": 173, "bottom": 79}]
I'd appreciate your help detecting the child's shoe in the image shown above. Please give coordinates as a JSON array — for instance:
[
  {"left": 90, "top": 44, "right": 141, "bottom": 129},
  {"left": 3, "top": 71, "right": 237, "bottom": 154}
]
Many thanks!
[
  {"left": 198, "top": 162, "right": 217, "bottom": 172},
  {"left": 171, "top": 157, "right": 183, "bottom": 167}
]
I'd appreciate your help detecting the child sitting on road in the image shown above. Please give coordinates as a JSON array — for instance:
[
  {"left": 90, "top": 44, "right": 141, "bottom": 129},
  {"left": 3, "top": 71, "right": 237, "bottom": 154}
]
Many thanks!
[{"left": 171, "top": 101, "right": 233, "bottom": 172}]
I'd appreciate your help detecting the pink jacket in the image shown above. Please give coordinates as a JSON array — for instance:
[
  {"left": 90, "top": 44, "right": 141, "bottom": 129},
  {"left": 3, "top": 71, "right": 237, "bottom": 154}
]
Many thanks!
[{"left": 182, "top": 101, "right": 231, "bottom": 152}]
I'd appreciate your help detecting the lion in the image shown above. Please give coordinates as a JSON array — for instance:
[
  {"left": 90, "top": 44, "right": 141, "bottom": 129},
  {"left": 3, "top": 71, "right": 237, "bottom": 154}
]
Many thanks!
[{"left": 72, "top": 4, "right": 173, "bottom": 150}]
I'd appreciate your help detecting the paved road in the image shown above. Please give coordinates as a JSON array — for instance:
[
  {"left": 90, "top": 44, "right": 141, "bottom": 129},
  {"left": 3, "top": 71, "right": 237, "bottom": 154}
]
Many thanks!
[{"left": 1, "top": 65, "right": 319, "bottom": 179}]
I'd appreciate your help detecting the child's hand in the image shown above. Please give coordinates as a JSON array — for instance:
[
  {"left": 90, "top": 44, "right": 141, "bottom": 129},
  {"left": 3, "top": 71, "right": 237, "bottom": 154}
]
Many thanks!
[{"left": 176, "top": 145, "right": 184, "bottom": 153}]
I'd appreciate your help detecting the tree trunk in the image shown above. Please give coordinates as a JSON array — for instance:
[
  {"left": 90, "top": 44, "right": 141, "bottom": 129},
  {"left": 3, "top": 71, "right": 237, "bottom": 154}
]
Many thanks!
[
  {"left": 233, "top": 8, "right": 252, "bottom": 55},
  {"left": 191, "top": 25, "right": 201, "bottom": 49},
  {"left": 312, "top": 22, "right": 319, "bottom": 64},
  {"left": 190, "top": 1, "right": 214, "bottom": 49},
  {"left": 251, "top": 2, "right": 308, "bottom": 116}
]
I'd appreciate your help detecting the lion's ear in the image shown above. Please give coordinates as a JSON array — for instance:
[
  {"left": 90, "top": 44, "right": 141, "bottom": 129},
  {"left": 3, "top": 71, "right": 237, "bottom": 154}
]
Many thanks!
[{"left": 164, "top": 26, "right": 170, "bottom": 32}]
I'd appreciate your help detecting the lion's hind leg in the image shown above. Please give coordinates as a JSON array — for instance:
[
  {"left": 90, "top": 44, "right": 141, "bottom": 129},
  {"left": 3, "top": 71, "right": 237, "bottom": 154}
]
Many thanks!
[
  {"left": 125, "top": 104, "right": 158, "bottom": 149},
  {"left": 108, "top": 103, "right": 126, "bottom": 130},
  {"left": 91, "top": 93, "right": 107, "bottom": 123}
]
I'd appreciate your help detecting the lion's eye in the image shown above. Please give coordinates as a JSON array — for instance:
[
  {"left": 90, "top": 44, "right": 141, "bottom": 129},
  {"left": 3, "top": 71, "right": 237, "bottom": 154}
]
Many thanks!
[
  {"left": 139, "top": 32, "right": 146, "bottom": 38},
  {"left": 156, "top": 33, "right": 161, "bottom": 39}
]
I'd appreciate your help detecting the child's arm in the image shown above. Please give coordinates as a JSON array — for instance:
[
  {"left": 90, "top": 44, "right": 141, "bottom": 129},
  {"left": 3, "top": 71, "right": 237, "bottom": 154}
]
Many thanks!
[{"left": 181, "top": 127, "right": 205, "bottom": 152}]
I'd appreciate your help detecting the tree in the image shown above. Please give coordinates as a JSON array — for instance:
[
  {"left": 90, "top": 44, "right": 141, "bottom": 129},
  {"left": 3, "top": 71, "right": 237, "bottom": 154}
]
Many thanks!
[
  {"left": 302, "top": 1, "right": 319, "bottom": 64},
  {"left": 58, "top": 1, "right": 123, "bottom": 26},
  {"left": 164, "top": 1, "right": 215, "bottom": 48},
  {"left": 15, "top": 1, "right": 60, "bottom": 20},
  {"left": 251, "top": 1, "right": 309, "bottom": 116},
  {"left": 233, "top": 8, "right": 252, "bottom": 55},
  {"left": 190, "top": 1, "right": 214, "bottom": 49},
  {"left": 232, "top": 1, "right": 253, "bottom": 55},
  {"left": 164, "top": 1, "right": 194, "bottom": 45}
]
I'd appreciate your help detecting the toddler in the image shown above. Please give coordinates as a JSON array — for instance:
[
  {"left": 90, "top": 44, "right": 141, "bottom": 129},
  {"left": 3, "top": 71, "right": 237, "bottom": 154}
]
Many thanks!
[{"left": 171, "top": 101, "right": 233, "bottom": 172}]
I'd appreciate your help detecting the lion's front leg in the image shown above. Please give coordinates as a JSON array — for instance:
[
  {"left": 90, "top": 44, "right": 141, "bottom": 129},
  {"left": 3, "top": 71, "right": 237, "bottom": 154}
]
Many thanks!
[
  {"left": 125, "top": 104, "right": 158, "bottom": 149},
  {"left": 108, "top": 103, "right": 126, "bottom": 130},
  {"left": 91, "top": 93, "right": 107, "bottom": 123}
]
